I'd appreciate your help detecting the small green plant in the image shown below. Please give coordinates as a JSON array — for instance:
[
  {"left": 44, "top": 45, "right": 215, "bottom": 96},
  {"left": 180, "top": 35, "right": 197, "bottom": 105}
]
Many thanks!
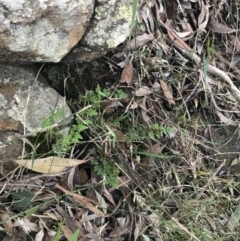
[
  {"left": 41, "top": 109, "right": 65, "bottom": 139},
  {"left": 40, "top": 85, "right": 124, "bottom": 188},
  {"left": 41, "top": 85, "right": 113, "bottom": 153},
  {"left": 91, "top": 152, "right": 119, "bottom": 189},
  {"left": 127, "top": 124, "right": 147, "bottom": 142},
  {"left": 148, "top": 123, "right": 173, "bottom": 140},
  {"left": 39, "top": 109, "right": 66, "bottom": 153},
  {"left": 59, "top": 105, "right": 98, "bottom": 152},
  {"left": 127, "top": 123, "right": 173, "bottom": 142},
  {"left": 114, "top": 89, "right": 128, "bottom": 99}
]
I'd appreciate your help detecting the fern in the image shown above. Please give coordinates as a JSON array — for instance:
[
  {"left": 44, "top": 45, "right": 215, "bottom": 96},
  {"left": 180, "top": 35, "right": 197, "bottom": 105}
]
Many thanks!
[{"left": 91, "top": 155, "right": 119, "bottom": 189}]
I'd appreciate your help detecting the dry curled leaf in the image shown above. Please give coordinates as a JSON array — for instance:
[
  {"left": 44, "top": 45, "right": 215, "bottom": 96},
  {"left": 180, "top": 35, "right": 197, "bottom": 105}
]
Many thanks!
[
  {"left": 35, "top": 228, "right": 45, "bottom": 241},
  {"left": 175, "top": 31, "right": 192, "bottom": 38},
  {"left": 124, "top": 33, "right": 154, "bottom": 50},
  {"left": 0, "top": 208, "right": 13, "bottom": 233},
  {"left": 139, "top": 97, "right": 151, "bottom": 125},
  {"left": 165, "top": 20, "right": 189, "bottom": 51},
  {"left": 207, "top": 16, "right": 237, "bottom": 33},
  {"left": 14, "top": 157, "right": 89, "bottom": 174},
  {"left": 120, "top": 63, "right": 133, "bottom": 84},
  {"left": 159, "top": 79, "right": 175, "bottom": 105},
  {"left": 61, "top": 225, "right": 73, "bottom": 241},
  {"left": 215, "top": 110, "right": 236, "bottom": 125},
  {"left": 139, "top": 4, "right": 155, "bottom": 32},
  {"left": 198, "top": 2, "right": 209, "bottom": 31},
  {"left": 135, "top": 86, "right": 152, "bottom": 96},
  {"left": 129, "top": 101, "right": 139, "bottom": 109}
]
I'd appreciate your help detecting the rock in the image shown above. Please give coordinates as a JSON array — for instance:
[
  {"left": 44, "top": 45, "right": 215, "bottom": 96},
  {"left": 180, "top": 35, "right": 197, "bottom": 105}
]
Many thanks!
[
  {"left": 0, "top": 0, "right": 133, "bottom": 63},
  {"left": 0, "top": 0, "right": 94, "bottom": 63},
  {"left": 0, "top": 64, "right": 72, "bottom": 162},
  {"left": 63, "top": 0, "right": 133, "bottom": 63}
]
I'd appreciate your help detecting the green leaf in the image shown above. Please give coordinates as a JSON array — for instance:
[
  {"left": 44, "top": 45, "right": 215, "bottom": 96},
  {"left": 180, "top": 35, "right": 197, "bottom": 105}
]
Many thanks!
[
  {"left": 84, "top": 119, "right": 93, "bottom": 125},
  {"left": 72, "top": 133, "right": 83, "bottom": 143},
  {"left": 86, "top": 109, "right": 98, "bottom": 116},
  {"left": 131, "top": 0, "right": 138, "bottom": 28},
  {"left": 71, "top": 229, "right": 80, "bottom": 241},
  {"left": 151, "top": 123, "right": 158, "bottom": 130},
  {"left": 12, "top": 190, "right": 34, "bottom": 209},
  {"left": 52, "top": 220, "right": 63, "bottom": 241},
  {"left": 95, "top": 84, "right": 101, "bottom": 94},
  {"left": 78, "top": 124, "right": 88, "bottom": 132},
  {"left": 62, "top": 134, "right": 72, "bottom": 146},
  {"left": 103, "top": 89, "right": 110, "bottom": 97},
  {"left": 148, "top": 131, "right": 155, "bottom": 139},
  {"left": 115, "top": 89, "right": 127, "bottom": 98},
  {"left": 25, "top": 205, "right": 40, "bottom": 216}
]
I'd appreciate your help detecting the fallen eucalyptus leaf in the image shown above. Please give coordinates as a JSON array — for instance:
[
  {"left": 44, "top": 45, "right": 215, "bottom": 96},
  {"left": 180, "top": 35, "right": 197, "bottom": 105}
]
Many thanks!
[
  {"left": 165, "top": 20, "right": 189, "bottom": 51},
  {"left": 61, "top": 225, "right": 73, "bottom": 241},
  {"left": 124, "top": 33, "right": 154, "bottom": 50},
  {"left": 139, "top": 4, "right": 155, "bottom": 32},
  {"left": 35, "top": 228, "right": 45, "bottom": 241},
  {"left": 175, "top": 31, "right": 192, "bottom": 38},
  {"left": 129, "top": 101, "right": 139, "bottom": 109},
  {"left": 14, "top": 157, "right": 89, "bottom": 174},
  {"left": 198, "top": 2, "right": 209, "bottom": 31},
  {"left": 207, "top": 16, "right": 237, "bottom": 33},
  {"left": 153, "top": 81, "right": 161, "bottom": 92}
]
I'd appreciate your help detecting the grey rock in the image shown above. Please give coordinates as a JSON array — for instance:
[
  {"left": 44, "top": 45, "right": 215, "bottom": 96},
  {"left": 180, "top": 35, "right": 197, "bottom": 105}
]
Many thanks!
[
  {"left": 57, "top": 0, "right": 133, "bottom": 63},
  {"left": 0, "top": 64, "right": 72, "bottom": 162},
  {"left": 0, "top": 0, "right": 133, "bottom": 63},
  {"left": 0, "top": 0, "right": 94, "bottom": 63}
]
